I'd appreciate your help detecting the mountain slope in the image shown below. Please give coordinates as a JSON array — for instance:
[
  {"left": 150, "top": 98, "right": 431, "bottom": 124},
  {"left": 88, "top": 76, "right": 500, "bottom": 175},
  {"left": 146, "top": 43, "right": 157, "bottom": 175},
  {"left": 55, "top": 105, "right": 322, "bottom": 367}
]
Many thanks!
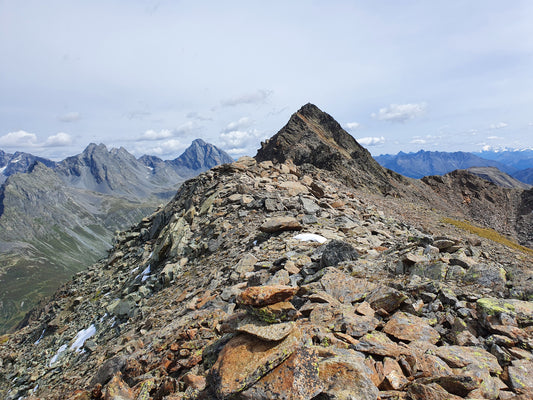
[
  {"left": 2, "top": 104, "right": 532, "bottom": 399},
  {"left": 375, "top": 150, "right": 515, "bottom": 178},
  {"left": 513, "top": 167, "right": 533, "bottom": 185},
  {"left": 0, "top": 140, "right": 232, "bottom": 334},
  {"left": 0, "top": 150, "right": 56, "bottom": 184},
  {"left": 466, "top": 166, "right": 531, "bottom": 189}
]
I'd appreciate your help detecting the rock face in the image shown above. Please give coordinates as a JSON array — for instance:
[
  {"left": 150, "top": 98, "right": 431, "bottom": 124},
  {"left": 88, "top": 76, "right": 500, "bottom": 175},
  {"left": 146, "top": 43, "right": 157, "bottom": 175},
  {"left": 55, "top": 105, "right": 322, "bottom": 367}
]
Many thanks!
[
  {"left": 1, "top": 104, "right": 532, "bottom": 400},
  {"left": 255, "top": 103, "right": 404, "bottom": 193}
]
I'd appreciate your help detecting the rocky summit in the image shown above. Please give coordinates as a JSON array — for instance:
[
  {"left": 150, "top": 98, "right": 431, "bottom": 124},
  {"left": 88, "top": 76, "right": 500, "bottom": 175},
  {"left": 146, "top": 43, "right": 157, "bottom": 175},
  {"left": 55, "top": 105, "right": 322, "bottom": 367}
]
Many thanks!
[{"left": 1, "top": 104, "right": 533, "bottom": 399}]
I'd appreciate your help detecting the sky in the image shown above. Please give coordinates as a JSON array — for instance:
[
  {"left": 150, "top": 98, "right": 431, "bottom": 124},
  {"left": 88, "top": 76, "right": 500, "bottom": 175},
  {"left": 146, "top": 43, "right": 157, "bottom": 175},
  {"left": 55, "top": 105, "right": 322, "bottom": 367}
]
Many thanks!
[{"left": 1, "top": 0, "right": 533, "bottom": 160}]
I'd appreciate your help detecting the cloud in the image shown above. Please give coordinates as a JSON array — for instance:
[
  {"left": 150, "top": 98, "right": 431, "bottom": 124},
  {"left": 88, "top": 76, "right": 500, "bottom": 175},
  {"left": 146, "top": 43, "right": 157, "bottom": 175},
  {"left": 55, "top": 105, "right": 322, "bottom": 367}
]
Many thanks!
[
  {"left": 58, "top": 112, "right": 81, "bottom": 122},
  {"left": 223, "top": 117, "right": 252, "bottom": 133},
  {"left": 221, "top": 89, "right": 272, "bottom": 107},
  {"left": 126, "top": 110, "right": 151, "bottom": 120},
  {"left": 186, "top": 111, "right": 212, "bottom": 121},
  {"left": 372, "top": 103, "right": 426, "bottom": 122},
  {"left": 137, "top": 139, "right": 185, "bottom": 157},
  {"left": 489, "top": 122, "right": 508, "bottom": 129},
  {"left": 357, "top": 136, "right": 385, "bottom": 146},
  {"left": 44, "top": 132, "right": 72, "bottom": 146},
  {"left": 140, "top": 129, "right": 174, "bottom": 140},
  {"left": 487, "top": 135, "right": 503, "bottom": 140},
  {"left": 345, "top": 122, "right": 360, "bottom": 131},
  {"left": 0, "top": 130, "right": 38, "bottom": 147},
  {"left": 410, "top": 138, "right": 427, "bottom": 144}
]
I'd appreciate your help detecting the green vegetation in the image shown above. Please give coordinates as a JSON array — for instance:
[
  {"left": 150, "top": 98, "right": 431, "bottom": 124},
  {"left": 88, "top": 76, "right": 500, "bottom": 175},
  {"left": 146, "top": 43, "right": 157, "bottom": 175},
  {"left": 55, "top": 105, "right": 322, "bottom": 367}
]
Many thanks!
[{"left": 441, "top": 217, "right": 533, "bottom": 256}]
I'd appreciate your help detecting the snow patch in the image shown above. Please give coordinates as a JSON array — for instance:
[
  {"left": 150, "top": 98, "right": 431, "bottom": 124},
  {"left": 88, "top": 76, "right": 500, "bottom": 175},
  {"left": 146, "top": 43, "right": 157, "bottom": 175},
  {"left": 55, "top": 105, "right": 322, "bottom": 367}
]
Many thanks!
[
  {"left": 293, "top": 233, "right": 328, "bottom": 244},
  {"left": 70, "top": 324, "right": 96, "bottom": 352},
  {"left": 141, "top": 264, "right": 151, "bottom": 282},
  {"left": 50, "top": 344, "right": 67, "bottom": 366},
  {"left": 0, "top": 166, "right": 6, "bottom": 174},
  {"left": 34, "top": 328, "right": 46, "bottom": 345}
]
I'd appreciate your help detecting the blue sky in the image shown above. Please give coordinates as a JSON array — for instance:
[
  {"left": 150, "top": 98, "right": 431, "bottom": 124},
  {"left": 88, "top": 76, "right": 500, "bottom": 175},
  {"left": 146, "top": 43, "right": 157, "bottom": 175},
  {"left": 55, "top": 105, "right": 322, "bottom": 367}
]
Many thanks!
[{"left": 1, "top": 0, "right": 533, "bottom": 160}]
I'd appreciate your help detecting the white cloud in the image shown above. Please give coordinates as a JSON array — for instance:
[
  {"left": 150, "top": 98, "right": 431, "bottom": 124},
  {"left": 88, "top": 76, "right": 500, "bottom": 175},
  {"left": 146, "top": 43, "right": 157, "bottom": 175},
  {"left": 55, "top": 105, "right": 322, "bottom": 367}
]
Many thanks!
[
  {"left": 372, "top": 103, "right": 426, "bottom": 123},
  {"left": 140, "top": 129, "right": 174, "bottom": 140},
  {"left": 0, "top": 130, "right": 38, "bottom": 147},
  {"left": 487, "top": 135, "right": 503, "bottom": 140},
  {"left": 175, "top": 121, "right": 198, "bottom": 135},
  {"left": 221, "top": 89, "right": 272, "bottom": 107},
  {"left": 138, "top": 139, "right": 185, "bottom": 157},
  {"left": 345, "top": 122, "right": 360, "bottom": 131},
  {"left": 58, "top": 111, "right": 81, "bottom": 122},
  {"left": 219, "top": 127, "right": 265, "bottom": 157},
  {"left": 186, "top": 111, "right": 212, "bottom": 121},
  {"left": 223, "top": 117, "right": 252, "bottom": 133},
  {"left": 489, "top": 122, "right": 508, "bottom": 129},
  {"left": 44, "top": 132, "right": 72, "bottom": 146},
  {"left": 357, "top": 136, "right": 385, "bottom": 146},
  {"left": 410, "top": 138, "right": 427, "bottom": 144}
]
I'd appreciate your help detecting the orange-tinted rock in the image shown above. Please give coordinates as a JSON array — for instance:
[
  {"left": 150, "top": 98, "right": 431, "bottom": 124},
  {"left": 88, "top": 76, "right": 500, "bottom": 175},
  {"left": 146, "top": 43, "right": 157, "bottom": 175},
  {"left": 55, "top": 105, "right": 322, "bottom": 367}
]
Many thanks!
[
  {"left": 356, "top": 301, "right": 376, "bottom": 317},
  {"left": 318, "top": 348, "right": 379, "bottom": 400},
  {"left": 236, "top": 319, "right": 294, "bottom": 341},
  {"left": 103, "top": 373, "right": 135, "bottom": 400},
  {"left": 366, "top": 286, "right": 408, "bottom": 313},
  {"left": 413, "top": 353, "right": 453, "bottom": 378},
  {"left": 383, "top": 311, "right": 440, "bottom": 344},
  {"left": 259, "top": 217, "right": 302, "bottom": 233},
  {"left": 319, "top": 267, "right": 377, "bottom": 303},
  {"left": 237, "top": 285, "right": 298, "bottom": 307},
  {"left": 66, "top": 391, "right": 91, "bottom": 400},
  {"left": 239, "top": 347, "right": 321, "bottom": 400},
  {"left": 436, "top": 345, "right": 502, "bottom": 373},
  {"left": 210, "top": 329, "right": 302, "bottom": 398},
  {"left": 507, "top": 359, "right": 533, "bottom": 391},
  {"left": 415, "top": 375, "right": 482, "bottom": 397},
  {"left": 249, "top": 301, "right": 298, "bottom": 323},
  {"left": 380, "top": 357, "right": 409, "bottom": 390}
]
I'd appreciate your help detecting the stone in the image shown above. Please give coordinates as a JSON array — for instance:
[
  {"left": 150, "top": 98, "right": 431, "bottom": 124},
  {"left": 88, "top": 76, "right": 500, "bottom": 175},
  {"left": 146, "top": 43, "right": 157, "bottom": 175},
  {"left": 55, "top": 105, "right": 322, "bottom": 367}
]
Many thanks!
[
  {"left": 260, "top": 216, "right": 302, "bottom": 233},
  {"left": 90, "top": 356, "right": 128, "bottom": 387},
  {"left": 355, "top": 331, "right": 408, "bottom": 358},
  {"left": 366, "top": 286, "right": 408, "bottom": 313},
  {"left": 435, "top": 345, "right": 502, "bottom": 374},
  {"left": 319, "top": 267, "right": 377, "bottom": 304},
  {"left": 249, "top": 301, "right": 298, "bottom": 323},
  {"left": 279, "top": 181, "right": 308, "bottom": 196},
  {"left": 239, "top": 347, "right": 321, "bottom": 400},
  {"left": 183, "top": 374, "right": 206, "bottom": 391},
  {"left": 477, "top": 297, "right": 533, "bottom": 326},
  {"left": 412, "top": 353, "right": 453, "bottom": 377},
  {"left": 380, "top": 357, "right": 409, "bottom": 390},
  {"left": 320, "top": 240, "right": 359, "bottom": 268},
  {"left": 234, "top": 254, "right": 259, "bottom": 277},
  {"left": 383, "top": 311, "right": 440, "bottom": 344},
  {"left": 432, "top": 238, "right": 457, "bottom": 250},
  {"left": 318, "top": 347, "right": 379, "bottom": 400},
  {"left": 236, "top": 320, "right": 295, "bottom": 342},
  {"left": 464, "top": 264, "right": 507, "bottom": 291},
  {"left": 237, "top": 285, "right": 298, "bottom": 307},
  {"left": 300, "top": 197, "right": 321, "bottom": 214},
  {"left": 342, "top": 314, "right": 381, "bottom": 338},
  {"left": 209, "top": 328, "right": 302, "bottom": 398},
  {"left": 407, "top": 382, "right": 463, "bottom": 400},
  {"left": 507, "top": 359, "right": 533, "bottom": 391},
  {"left": 417, "top": 375, "right": 482, "bottom": 397},
  {"left": 103, "top": 373, "right": 134, "bottom": 400}
]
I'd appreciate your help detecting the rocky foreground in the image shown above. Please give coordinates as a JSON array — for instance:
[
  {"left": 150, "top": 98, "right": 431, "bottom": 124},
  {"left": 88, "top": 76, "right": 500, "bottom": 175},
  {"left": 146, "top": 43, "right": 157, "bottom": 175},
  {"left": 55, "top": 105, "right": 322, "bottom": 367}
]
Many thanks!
[{"left": 1, "top": 104, "right": 532, "bottom": 399}]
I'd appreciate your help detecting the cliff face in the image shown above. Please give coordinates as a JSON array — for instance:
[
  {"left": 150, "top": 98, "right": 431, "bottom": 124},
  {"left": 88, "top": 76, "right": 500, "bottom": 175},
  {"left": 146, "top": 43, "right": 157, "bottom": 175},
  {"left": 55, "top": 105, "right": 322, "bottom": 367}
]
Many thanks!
[{"left": 1, "top": 105, "right": 533, "bottom": 399}]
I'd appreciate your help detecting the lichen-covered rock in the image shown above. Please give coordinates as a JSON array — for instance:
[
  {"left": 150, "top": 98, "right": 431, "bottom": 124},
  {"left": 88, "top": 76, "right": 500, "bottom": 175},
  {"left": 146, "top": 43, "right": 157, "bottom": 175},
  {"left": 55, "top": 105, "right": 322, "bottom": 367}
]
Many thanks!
[
  {"left": 237, "top": 285, "right": 298, "bottom": 307},
  {"left": 260, "top": 216, "right": 302, "bottom": 233},
  {"left": 383, "top": 311, "right": 440, "bottom": 344}
]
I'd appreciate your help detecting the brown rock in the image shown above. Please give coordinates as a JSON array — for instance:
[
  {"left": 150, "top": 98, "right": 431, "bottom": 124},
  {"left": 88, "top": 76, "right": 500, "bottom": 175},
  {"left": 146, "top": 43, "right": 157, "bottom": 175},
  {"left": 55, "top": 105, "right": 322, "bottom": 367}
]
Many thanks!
[
  {"left": 236, "top": 319, "right": 295, "bottom": 341},
  {"left": 356, "top": 301, "right": 376, "bottom": 317},
  {"left": 366, "top": 286, "right": 408, "bottom": 313},
  {"left": 237, "top": 285, "right": 298, "bottom": 307},
  {"left": 355, "top": 331, "right": 409, "bottom": 358},
  {"left": 239, "top": 347, "right": 321, "bottom": 400},
  {"left": 507, "top": 359, "right": 533, "bottom": 391},
  {"left": 259, "top": 216, "right": 302, "bottom": 233},
  {"left": 408, "top": 382, "right": 463, "bottom": 400},
  {"left": 383, "top": 311, "right": 440, "bottom": 344},
  {"left": 436, "top": 345, "right": 502, "bottom": 374},
  {"left": 210, "top": 328, "right": 302, "bottom": 398},
  {"left": 319, "top": 267, "right": 377, "bottom": 304},
  {"left": 249, "top": 301, "right": 298, "bottom": 323},
  {"left": 103, "top": 373, "right": 134, "bottom": 400},
  {"left": 413, "top": 353, "right": 453, "bottom": 378},
  {"left": 380, "top": 357, "right": 409, "bottom": 390},
  {"left": 416, "top": 375, "right": 482, "bottom": 397},
  {"left": 183, "top": 374, "right": 206, "bottom": 391},
  {"left": 318, "top": 348, "right": 379, "bottom": 400}
]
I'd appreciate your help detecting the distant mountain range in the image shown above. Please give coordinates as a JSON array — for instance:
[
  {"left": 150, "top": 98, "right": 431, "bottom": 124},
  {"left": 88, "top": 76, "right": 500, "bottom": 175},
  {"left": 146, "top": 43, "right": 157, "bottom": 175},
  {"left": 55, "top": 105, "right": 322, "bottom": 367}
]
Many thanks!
[
  {"left": 0, "top": 139, "right": 232, "bottom": 333},
  {"left": 374, "top": 149, "right": 533, "bottom": 185}
]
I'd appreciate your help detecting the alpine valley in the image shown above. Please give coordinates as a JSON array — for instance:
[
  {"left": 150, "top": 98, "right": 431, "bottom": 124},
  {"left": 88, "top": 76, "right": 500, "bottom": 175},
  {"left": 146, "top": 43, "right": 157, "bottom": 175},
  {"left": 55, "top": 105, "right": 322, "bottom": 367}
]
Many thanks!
[
  {"left": 1, "top": 104, "right": 532, "bottom": 399},
  {"left": 0, "top": 139, "right": 233, "bottom": 334}
]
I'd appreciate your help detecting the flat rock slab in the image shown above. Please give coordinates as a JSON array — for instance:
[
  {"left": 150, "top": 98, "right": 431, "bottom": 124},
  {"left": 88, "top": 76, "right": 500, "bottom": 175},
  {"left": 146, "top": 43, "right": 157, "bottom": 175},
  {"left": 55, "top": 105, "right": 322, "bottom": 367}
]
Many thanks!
[
  {"left": 384, "top": 311, "right": 440, "bottom": 344},
  {"left": 260, "top": 216, "right": 302, "bottom": 233},
  {"left": 355, "top": 331, "right": 409, "bottom": 358},
  {"left": 407, "top": 382, "right": 463, "bottom": 400},
  {"left": 319, "top": 267, "right": 377, "bottom": 304},
  {"left": 210, "top": 328, "right": 302, "bottom": 398},
  {"left": 477, "top": 297, "right": 533, "bottom": 324},
  {"left": 236, "top": 319, "right": 295, "bottom": 342},
  {"left": 239, "top": 347, "right": 322, "bottom": 400},
  {"left": 318, "top": 348, "right": 379, "bottom": 400},
  {"left": 435, "top": 345, "right": 502, "bottom": 374},
  {"left": 508, "top": 359, "right": 533, "bottom": 391},
  {"left": 237, "top": 285, "right": 298, "bottom": 307}
]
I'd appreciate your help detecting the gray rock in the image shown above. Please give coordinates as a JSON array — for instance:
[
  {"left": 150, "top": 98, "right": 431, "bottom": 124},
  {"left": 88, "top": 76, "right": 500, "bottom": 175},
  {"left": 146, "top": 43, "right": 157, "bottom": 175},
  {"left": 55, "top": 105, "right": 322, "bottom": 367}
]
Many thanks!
[{"left": 320, "top": 240, "right": 359, "bottom": 268}]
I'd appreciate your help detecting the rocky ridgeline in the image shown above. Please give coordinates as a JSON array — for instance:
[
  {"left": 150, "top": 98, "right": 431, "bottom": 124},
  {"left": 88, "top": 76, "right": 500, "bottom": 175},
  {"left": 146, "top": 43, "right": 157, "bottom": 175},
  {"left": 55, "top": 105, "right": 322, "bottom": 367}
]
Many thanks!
[{"left": 1, "top": 105, "right": 532, "bottom": 399}]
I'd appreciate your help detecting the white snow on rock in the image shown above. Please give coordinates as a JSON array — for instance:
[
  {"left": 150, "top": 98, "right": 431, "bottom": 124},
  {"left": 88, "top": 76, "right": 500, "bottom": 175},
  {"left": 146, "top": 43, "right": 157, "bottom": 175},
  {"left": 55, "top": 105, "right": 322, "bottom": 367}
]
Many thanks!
[
  {"left": 49, "top": 344, "right": 67, "bottom": 366},
  {"left": 70, "top": 324, "right": 96, "bottom": 352},
  {"left": 293, "top": 233, "right": 328, "bottom": 243},
  {"left": 141, "top": 264, "right": 151, "bottom": 282}
]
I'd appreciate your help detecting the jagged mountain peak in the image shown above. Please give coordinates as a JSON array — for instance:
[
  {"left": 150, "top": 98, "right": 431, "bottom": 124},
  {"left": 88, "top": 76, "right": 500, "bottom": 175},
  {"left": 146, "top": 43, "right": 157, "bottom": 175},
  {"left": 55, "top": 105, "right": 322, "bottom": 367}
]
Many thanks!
[
  {"left": 256, "top": 103, "right": 403, "bottom": 192},
  {"left": 171, "top": 138, "right": 234, "bottom": 172}
]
